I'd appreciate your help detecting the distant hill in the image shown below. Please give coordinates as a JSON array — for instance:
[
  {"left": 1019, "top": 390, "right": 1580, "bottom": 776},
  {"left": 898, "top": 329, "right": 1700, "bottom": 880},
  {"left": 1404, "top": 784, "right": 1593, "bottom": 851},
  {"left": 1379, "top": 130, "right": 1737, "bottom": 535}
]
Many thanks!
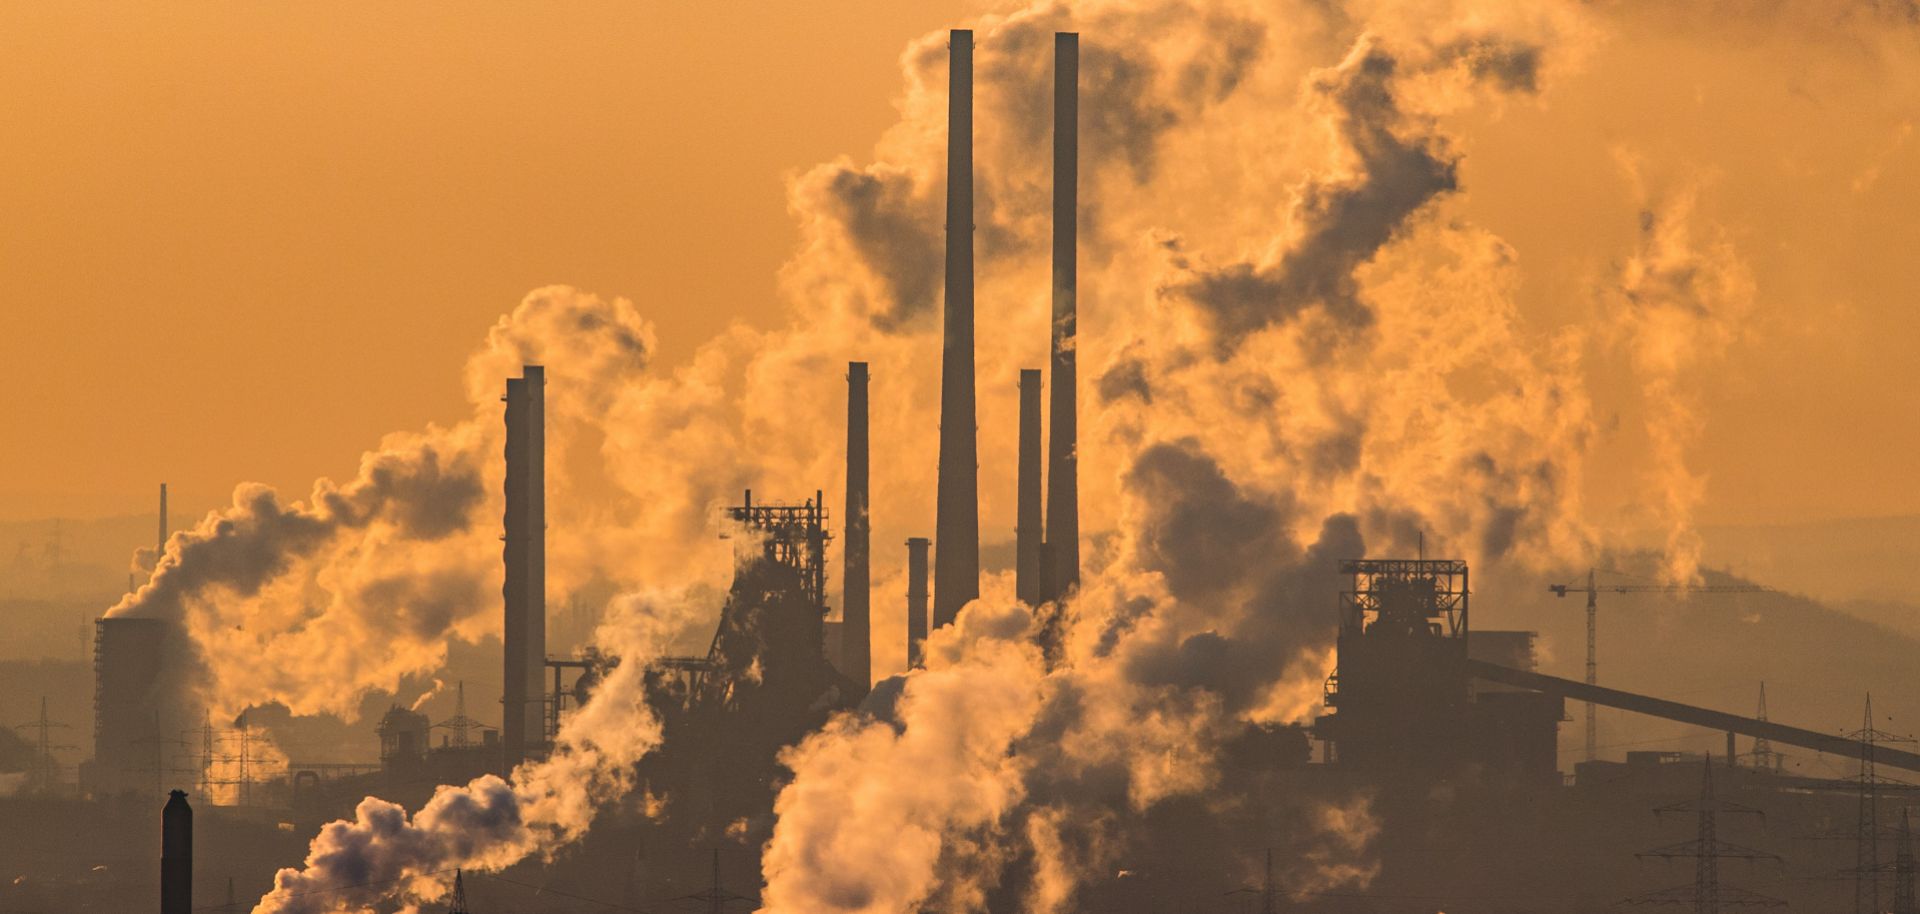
[
  {"left": 1701, "top": 513, "right": 1920, "bottom": 607},
  {"left": 1474, "top": 560, "right": 1920, "bottom": 775}
]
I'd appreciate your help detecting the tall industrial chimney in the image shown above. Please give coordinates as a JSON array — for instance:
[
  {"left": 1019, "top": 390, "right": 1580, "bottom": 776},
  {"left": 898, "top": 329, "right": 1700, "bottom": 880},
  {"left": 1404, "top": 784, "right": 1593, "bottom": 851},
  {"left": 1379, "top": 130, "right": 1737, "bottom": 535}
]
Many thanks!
[
  {"left": 906, "top": 537, "right": 930, "bottom": 669},
  {"left": 843, "top": 362, "right": 872, "bottom": 697},
  {"left": 162, "top": 789, "right": 191, "bottom": 914},
  {"left": 933, "top": 29, "right": 979, "bottom": 631},
  {"left": 1044, "top": 32, "right": 1081, "bottom": 599},
  {"left": 502, "top": 366, "right": 546, "bottom": 768},
  {"left": 157, "top": 483, "right": 168, "bottom": 558},
  {"left": 1016, "top": 369, "right": 1045, "bottom": 605}
]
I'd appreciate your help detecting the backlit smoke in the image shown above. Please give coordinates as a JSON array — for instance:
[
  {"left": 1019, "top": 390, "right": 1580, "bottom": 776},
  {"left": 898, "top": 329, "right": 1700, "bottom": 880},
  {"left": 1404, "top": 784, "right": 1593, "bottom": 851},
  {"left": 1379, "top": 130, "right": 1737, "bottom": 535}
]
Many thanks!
[
  {"left": 252, "top": 588, "right": 696, "bottom": 914},
  {"left": 1608, "top": 155, "right": 1755, "bottom": 587},
  {"left": 85, "top": 0, "right": 1766, "bottom": 909},
  {"left": 754, "top": 1, "right": 1613, "bottom": 908},
  {"left": 105, "top": 288, "right": 687, "bottom": 722}
]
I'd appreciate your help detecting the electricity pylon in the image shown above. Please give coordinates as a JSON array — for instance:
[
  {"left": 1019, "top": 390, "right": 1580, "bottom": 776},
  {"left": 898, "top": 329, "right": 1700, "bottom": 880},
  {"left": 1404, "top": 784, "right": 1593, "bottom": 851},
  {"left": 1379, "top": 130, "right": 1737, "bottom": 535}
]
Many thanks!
[{"left": 1620, "top": 754, "right": 1785, "bottom": 913}]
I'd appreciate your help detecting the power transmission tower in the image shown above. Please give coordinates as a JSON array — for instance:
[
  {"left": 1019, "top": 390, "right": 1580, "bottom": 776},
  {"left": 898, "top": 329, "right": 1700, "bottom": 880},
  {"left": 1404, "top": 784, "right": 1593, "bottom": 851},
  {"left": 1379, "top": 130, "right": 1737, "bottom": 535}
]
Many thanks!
[
  {"left": 679, "top": 848, "right": 755, "bottom": 914},
  {"left": 433, "top": 681, "right": 490, "bottom": 749},
  {"left": 445, "top": 869, "right": 471, "bottom": 914},
  {"left": 13, "top": 696, "right": 74, "bottom": 793},
  {"left": 1841, "top": 694, "right": 1916, "bottom": 914},
  {"left": 129, "top": 711, "right": 194, "bottom": 798},
  {"left": 1549, "top": 569, "right": 1768, "bottom": 762},
  {"left": 1742, "top": 683, "right": 1784, "bottom": 772},
  {"left": 1893, "top": 808, "right": 1917, "bottom": 914},
  {"left": 1620, "top": 754, "right": 1785, "bottom": 912},
  {"left": 1225, "top": 847, "right": 1278, "bottom": 914}
]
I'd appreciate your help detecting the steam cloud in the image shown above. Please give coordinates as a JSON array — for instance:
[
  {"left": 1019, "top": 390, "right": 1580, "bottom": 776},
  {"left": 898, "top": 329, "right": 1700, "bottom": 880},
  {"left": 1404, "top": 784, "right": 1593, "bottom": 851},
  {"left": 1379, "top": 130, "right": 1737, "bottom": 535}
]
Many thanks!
[
  {"left": 253, "top": 590, "right": 695, "bottom": 913},
  {"left": 72, "top": 0, "right": 1772, "bottom": 909}
]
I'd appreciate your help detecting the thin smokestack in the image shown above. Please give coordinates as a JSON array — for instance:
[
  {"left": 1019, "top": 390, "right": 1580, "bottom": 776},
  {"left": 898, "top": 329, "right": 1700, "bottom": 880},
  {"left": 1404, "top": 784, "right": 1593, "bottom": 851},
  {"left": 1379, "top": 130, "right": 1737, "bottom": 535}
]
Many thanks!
[
  {"left": 1045, "top": 32, "right": 1081, "bottom": 599},
  {"left": 162, "top": 789, "right": 191, "bottom": 914},
  {"left": 502, "top": 366, "right": 547, "bottom": 767},
  {"left": 157, "top": 483, "right": 168, "bottom": 557},
  {"left": 1016, "top": 369, "right": 1044, "bottom": 605},
  {"left": 843, "top": 362, "right": 872, "bottom": 697},
  {"left": 906, "top": 537, "right": 930, "bottom": 669},
  {"left": 934, "top": 28, "right": 978, "bottom": 630}
]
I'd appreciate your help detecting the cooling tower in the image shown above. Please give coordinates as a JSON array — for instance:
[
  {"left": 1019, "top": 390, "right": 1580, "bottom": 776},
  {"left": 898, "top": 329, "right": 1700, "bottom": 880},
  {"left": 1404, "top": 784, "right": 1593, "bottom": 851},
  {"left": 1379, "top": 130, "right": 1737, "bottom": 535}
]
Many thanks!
[{"left": 93, "top": 617, "right": 195, "bottom": 798}]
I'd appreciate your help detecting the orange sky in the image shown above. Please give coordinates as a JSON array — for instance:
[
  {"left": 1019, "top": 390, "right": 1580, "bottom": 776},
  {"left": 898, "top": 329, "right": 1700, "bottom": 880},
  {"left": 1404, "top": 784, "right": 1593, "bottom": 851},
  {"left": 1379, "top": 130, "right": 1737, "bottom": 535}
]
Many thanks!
[{"left": 2, "top": 1, "right": 1917, "bottom": 533}]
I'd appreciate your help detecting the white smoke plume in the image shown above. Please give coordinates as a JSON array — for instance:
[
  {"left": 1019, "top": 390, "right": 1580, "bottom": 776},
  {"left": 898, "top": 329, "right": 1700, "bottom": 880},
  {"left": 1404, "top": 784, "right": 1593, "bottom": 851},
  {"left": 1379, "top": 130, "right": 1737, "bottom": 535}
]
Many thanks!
[
  {"left": 105, "top": 288, "right": 691, "bottom": 721},
  {"left": 755, "top": 0, "right": 1626, "bottom": 910},
  {"left": 252, "top": 587, "right": 697, "bottom": 914},
  {"left": 81, "top": 0, "right": 1764, "bottom": 908},
  {"left": 1607, "top": 154, "right": 1756, "bottom": 586}
]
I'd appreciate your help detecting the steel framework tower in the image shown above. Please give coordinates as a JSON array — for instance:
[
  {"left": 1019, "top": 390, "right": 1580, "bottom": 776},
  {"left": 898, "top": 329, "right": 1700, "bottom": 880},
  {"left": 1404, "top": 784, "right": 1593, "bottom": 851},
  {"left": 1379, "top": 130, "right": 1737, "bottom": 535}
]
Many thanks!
[
  {"left": 1621, "top": 755, "right": 1783, "bottom": 913},
  {"left": 13, "top": 696, "right": 71, "bottom": 793},
  {"left": 1843, "top": 694, "right": 1916, "bottom": 914}
]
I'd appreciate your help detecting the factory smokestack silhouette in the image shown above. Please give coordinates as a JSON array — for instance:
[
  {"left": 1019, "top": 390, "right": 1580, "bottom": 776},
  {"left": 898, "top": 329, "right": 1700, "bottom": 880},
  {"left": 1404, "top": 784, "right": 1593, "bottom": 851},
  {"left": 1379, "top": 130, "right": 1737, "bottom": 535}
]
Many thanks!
[
  {"left": 157, "top": 482, "right": 167, "bottom": 556},
  {"left": 933, "top": 28, "right": 978, "bottom": 631},
  {"left": 843, "top": 361, "right": 871, "bottom": 697},
  {"left": 1045, "top": 31, "right": 1080, "bottom": 599},
  {"left": 1016, "top": 368, "right": 1044, "bottom": 605},
  {"left": 502, "top": 365, "right": 546, "bottom": 767},
  {"left": 162, "top": 789, "right": 190, "bottom": 914},
  {"left": 906, "top": 536, "right": 930, "bottom": 669}
]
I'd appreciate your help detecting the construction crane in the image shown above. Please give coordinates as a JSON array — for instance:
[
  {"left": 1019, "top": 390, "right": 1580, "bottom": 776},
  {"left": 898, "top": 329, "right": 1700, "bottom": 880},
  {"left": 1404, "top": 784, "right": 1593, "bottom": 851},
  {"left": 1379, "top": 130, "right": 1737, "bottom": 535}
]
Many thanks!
[{"left": 1549, "top": 568, "right": 1769, "bottom": 764}]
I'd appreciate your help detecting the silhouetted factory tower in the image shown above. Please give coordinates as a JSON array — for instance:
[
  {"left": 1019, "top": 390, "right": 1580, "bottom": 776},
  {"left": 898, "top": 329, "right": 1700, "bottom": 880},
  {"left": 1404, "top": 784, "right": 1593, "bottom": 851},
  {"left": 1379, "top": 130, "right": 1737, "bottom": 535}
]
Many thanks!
[
  {"left": 93, "top": 616, "right": 192, "bottom": 797},
  {"left": 162, "top": 789, "right": 191, "bottom": 914},
  {"left": 502, "top": 365, "right": 547, "bottom": 767},
  {"left": 906, "top": 537, "right": 930, "bottom": 668},
  {"left": 843, "top": 362, "right": 871, "bottom": 697},
  {"left": 933, "top": 28, "right": 978, "bottom": 631},
  {"left": 1016, "top": 369, "right": 1045, "bottom": 604},
  {"left": 1044, "top": 32, "right": 1081, "bottom": 600},
  {"left": 157, "top": 483, "right": 168, "bottom": 556}
]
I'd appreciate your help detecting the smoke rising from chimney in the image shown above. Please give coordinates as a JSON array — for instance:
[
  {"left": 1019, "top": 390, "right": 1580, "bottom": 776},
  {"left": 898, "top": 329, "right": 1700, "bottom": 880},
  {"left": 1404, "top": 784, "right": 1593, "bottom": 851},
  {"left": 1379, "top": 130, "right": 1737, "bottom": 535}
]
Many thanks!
[{"left": 70, "top": 0, "right": 1779, "bottom": 909}]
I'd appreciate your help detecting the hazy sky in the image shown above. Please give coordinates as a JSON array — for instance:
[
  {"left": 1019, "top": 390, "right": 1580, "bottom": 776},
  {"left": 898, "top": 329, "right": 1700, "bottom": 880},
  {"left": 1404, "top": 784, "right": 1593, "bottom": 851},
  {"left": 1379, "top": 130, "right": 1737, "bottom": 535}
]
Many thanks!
[
  {"left": 0, "top": 1, "right": 972, "bottom": 519},
  {"left": 2, "top": 1, "right": 1917, "bottom": 533}
]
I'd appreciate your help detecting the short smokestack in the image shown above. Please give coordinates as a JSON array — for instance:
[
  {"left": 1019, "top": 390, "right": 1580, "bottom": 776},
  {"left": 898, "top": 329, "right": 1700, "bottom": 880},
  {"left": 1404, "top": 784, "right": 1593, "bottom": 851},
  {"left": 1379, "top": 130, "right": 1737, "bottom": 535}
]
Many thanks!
[
  {"left": 933, "top": 28, "right": 979, "bottom": 631},
  {"left": 906, "top": 537, "right": 931, "bottom": 669},
  {"left": 502, "top": 366, "right": 547, "bottom": 767},
  {"left": 162, "top": 789, "right": 191, "bottom": 914},
  {"left": 843, "top": 362, "right": 872, "bottom": 697},
  {"left": 1044, "top": 32, "right": 1081, "bottom": 599},
  {"left": 1016, "top": 369, "right": 1045, "bottom": 605}
]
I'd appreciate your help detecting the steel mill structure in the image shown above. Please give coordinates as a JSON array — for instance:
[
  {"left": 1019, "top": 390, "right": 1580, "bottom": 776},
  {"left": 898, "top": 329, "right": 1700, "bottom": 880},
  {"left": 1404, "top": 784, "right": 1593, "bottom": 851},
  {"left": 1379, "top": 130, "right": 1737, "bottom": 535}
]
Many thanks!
[{"left": 47, "top": 24, "right": 1920, "bottom": 914}]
